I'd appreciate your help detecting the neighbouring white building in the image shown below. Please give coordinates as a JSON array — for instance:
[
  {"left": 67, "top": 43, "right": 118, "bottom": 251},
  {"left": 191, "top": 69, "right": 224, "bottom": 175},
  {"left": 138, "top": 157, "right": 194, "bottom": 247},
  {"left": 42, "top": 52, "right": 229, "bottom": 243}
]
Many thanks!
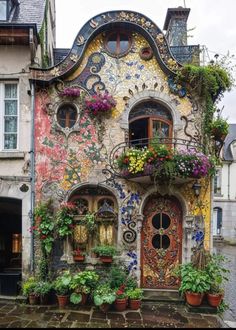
[
  {"left": 213, "top": 124, "right": 236, "bottom": 244},
  {"left": 0, "top": 0, "right": 55, "bottom": 296}
]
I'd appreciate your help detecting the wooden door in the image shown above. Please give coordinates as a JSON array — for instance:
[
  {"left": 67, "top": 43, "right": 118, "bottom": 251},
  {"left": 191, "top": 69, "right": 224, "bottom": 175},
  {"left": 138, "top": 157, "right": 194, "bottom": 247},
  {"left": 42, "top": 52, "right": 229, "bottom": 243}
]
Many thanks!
[{"left": 141, "top": 195, "right": 182, "bottom": 289}]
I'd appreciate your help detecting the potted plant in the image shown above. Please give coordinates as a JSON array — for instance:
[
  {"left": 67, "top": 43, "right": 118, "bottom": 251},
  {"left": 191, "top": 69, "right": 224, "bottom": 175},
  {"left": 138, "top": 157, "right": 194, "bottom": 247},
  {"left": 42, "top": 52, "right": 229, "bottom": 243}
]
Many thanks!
[
  {"left": 69, "top": 270, "right": 99, "bottom": 306},
  {"left": 93, "top": 283, "right": 116, "bottom": 313},
  {"left": 92, "top": 245, "right": 117, "bottom": 263},
  {"left": 53, "top": 270, "right": 72, "bottom": 308},
  {"left": 210, "top": 117, "right": 229, "bottom": 140},
  {"left": 80, "top": 212, "right": 97, "bottom": 235},
  {"left": 127, "top": 288, "right": 144, "bottom": 310},
  {"left": 85, "top": 92, "right": 117, "bottom": 117},
  {"left": 35, "top": 281, "right": 52, "bottom": 305},
  {"left": 175, "top": 263, "right": 211, "bottom": 306},
  {"left": 22, "top": 277, "right": 39, "bottom": 305},
  {"left": 72, "top": 247, "right": 87, "bottom": 262},
  {"left": 114, "top": 284, "right": 128, "bottom": 312},
  {"left": 205, "top": 254, "right": 230, "bottom": 307}
]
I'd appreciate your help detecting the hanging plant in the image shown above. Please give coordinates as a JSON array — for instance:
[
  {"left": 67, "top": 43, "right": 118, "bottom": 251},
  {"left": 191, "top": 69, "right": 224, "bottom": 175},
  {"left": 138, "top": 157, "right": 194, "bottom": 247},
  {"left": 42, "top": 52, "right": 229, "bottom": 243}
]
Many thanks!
[
  {"left": 59, "top": 87, "right": 81, "bottom": 97},
  {"left": 56, "top": 202, "right": 78, "bottom": 238},
  {"left": 85, "top": 92, "right": 117, "bottom": 116}
]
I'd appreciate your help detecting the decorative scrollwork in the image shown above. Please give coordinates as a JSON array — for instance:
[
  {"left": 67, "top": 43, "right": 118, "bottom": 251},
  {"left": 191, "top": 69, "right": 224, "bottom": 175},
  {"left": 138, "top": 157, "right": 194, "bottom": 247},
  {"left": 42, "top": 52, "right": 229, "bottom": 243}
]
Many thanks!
[{"left": 123, "top": 221, "right": 137, "bottom": 243}]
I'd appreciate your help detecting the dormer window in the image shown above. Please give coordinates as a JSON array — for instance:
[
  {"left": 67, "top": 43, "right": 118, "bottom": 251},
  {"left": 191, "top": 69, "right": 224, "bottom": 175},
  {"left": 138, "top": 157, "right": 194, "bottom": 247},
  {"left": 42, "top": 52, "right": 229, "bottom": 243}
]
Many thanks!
[{"left": 0, "top": 0, "right": 15, "bottom": 21}]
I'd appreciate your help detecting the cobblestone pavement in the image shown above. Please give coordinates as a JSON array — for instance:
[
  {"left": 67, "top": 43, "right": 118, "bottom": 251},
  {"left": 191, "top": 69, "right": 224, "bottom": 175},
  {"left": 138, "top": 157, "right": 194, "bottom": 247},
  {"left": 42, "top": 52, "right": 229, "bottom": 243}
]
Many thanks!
[{"left": 0, "top": 301, "right": 222, "bottom": 328}]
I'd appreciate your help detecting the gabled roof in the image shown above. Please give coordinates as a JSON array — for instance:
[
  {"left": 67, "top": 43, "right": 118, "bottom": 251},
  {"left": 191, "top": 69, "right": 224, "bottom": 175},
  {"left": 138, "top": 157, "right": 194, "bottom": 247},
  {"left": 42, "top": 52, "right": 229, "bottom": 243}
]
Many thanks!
[
  {"left": 223, "top": 124, "right": 236, "bottom": 161},
  {"left": 3, "top": 0, "right": 46, "bottom": 32}
]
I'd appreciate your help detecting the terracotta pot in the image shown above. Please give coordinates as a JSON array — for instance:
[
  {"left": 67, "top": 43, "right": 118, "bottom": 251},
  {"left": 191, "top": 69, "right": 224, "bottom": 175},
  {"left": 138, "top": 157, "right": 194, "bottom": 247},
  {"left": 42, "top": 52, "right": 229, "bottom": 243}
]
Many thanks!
[
  {"left": 129, "top": 299, "right": 141, "bottom": 310},
  {"left": 100, "top": 256, "right": 113, "bottom": 263},
  {"left": 114, "top": 298, "right": 127, "bottom": 312},
  {"left": 40, "top": 294, "right": 49, "bottom": 305},
  {"left": 207, "top": 293, "right": 223, "bottom": 307},
  {"left": 99, "top": 303, "right": 111, "bottom": 313},
  {"left": 185, "top": 292, "right": 204, "bottom": 306},
  {"left": 28, "top": 294, "right": 39, "bottom": 305},
  {"left": 56, "top": 294, "right": 69, "bottom": 308},
  {"left": 73, "top": 255, "right": 85, "bottom": 262},
  {"left": 80, "top": 293, "right": 88, "bottom": 305}
]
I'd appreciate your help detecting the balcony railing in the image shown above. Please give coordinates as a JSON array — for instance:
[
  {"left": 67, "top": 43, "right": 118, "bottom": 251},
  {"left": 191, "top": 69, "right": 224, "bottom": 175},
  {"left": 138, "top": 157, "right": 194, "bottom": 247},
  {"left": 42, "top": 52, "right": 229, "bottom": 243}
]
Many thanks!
[
  {"left": 170, "top": 45, "right": 200, "bottom": 65},
  {"left": 108, "top": 137, "right": 211, "bottom": 184}
]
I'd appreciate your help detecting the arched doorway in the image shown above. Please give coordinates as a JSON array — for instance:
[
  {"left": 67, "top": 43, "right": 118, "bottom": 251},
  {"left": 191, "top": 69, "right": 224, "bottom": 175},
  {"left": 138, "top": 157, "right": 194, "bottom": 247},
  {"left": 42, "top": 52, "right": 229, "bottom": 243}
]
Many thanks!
[
  {"left": 141, "top": 194, "right": 182, "bottom": 289},
  {"left": 0, "top": 197, "right": 22, "bottom": 296},
  {"left": 213, "top": 207, "right": 222, "bottom": 236}
]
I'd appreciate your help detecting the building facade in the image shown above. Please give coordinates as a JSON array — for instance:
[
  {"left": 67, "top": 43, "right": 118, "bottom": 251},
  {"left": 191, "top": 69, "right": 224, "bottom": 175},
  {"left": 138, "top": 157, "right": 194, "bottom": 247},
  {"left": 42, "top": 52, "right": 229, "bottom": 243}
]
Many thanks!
[
  {"left": 0, "top": 0, "right": 55, "bottom": 295},
  {"left": 30, "top": 9, "right": 215, "bottom": 291},
  {"left": 213, "top": 124, "right": 236, "bottom": 244}
]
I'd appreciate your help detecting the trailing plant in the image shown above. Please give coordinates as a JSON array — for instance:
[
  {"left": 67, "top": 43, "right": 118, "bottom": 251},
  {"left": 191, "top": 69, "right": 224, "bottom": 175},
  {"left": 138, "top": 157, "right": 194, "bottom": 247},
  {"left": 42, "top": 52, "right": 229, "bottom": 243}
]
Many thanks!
[
  {"left": 175, "top": 60, "right": 233, "bottom": 148},
  {"left": 210, "top": 117, "right": 229, "bottom": 139},
  {"left": 33, "top": 199, "right": 55, "bottom": 256},
  {"left": 56, "top": 202, "right": 77, "bottom": 238}
]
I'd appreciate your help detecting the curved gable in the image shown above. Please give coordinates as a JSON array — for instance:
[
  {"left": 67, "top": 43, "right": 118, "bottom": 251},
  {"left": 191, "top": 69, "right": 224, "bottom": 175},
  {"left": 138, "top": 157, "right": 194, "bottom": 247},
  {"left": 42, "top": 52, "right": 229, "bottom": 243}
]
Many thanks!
[{"left": 31, "top": 10, "right": 182, "bottom": 85}]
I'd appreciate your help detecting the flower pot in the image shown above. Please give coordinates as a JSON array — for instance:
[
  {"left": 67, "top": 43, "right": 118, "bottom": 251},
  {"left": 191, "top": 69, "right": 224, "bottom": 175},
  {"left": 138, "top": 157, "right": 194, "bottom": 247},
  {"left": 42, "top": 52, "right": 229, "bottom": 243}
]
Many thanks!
[
  {"left": 185, "top": 292, "right": 204, "bottom": 306},
  {"left": 28, "top": 294, "right": 39, "bottom": 305},
  {"left": 114, "top": 298, "right": 127, "bottom": 312},
  {"left": 129, "top": 299, "right": 141, "bottom": 310},
  {"left": 73, "top": 255, "right": 85, "bottom": 262},
  {"left": 40, "top": 294, "right": 49, "bottom": 305},
  {"left": 99, "top": 303, "right": 111, "bottom": 313},
  {"left": 100, "top": 256, "right": 113, "bottom": 263},
  {"left": 207, "top": 293, "right": 223, "bottom": 307},
  {"left": 80, "top": 293, "right": 88, "bottom": 305},
  {"left": 56, "top": 294, "right": 69, "bottom": 308}
]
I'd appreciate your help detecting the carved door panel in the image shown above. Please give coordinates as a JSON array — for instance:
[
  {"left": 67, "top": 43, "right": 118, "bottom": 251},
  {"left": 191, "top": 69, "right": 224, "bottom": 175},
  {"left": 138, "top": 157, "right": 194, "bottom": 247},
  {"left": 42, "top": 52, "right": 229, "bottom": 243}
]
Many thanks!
[{"left": 141, "top": 196, "right": 182, "bottom": 289}]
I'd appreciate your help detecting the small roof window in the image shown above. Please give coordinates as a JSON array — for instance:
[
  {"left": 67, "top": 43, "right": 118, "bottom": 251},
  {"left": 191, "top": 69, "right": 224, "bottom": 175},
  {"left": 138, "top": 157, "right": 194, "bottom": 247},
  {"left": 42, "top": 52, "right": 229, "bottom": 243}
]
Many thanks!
[{"left": 105, "top": 31, "right": 132, "bottom": 57}]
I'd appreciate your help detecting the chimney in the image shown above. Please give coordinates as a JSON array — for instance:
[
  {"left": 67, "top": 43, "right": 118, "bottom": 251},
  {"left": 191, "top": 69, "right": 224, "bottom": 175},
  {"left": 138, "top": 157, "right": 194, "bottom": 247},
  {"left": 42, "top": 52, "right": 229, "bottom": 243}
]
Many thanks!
[{"left": 163, "top": 7, "right": 190, "bottom": 47}]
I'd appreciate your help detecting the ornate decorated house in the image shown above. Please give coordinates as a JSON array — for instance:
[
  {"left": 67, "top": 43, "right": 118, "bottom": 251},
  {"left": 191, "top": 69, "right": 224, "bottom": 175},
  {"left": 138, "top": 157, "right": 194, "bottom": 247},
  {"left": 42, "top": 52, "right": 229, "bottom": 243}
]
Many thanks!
[
  {"left": 0, "top": 0, "right": 55, "bottom": 295},
  {"left": 30, "top": 8, "right": 230, "bottom": 291}
]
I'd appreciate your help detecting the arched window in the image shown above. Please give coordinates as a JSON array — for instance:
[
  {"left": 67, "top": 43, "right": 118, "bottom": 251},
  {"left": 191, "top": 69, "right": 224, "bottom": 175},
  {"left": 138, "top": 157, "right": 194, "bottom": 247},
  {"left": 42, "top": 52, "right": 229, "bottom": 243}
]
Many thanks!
[
  {"left": 57, "top": 104, "right": 77, "bottom": 128},
  {"left": 105, "top": 31, "right": 132, "bottom": 57},
  {"left": 129, "top": 101, "right": 172, "bottom": 147},
  {"left": 69, "top": 187, "right": 118, "bottom": 258}
]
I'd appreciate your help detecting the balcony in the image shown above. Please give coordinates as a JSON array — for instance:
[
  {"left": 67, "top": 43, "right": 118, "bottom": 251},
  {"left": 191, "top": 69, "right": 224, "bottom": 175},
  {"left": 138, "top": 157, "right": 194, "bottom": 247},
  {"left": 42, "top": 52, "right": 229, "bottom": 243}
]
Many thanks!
[{"left": 108, "top": 138, "right": 213, "bottom": 184}]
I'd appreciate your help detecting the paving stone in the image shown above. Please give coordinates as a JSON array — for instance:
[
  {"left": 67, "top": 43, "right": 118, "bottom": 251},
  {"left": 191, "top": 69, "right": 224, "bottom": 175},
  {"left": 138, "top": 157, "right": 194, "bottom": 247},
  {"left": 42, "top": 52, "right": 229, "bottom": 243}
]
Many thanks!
[
  {"left": 26, "top": 321, "right": 48, "bottom": 328},
  {"left": 91, "top": 310, "right": 108, "bottom": 319},
  {"left": 125, "top": 312, "right": 141, "bottom": 320},
  {"left": 110, "top": 321, "right": 126, "bottom": 328},
  {"left": 70, "top": 321, "right": 88, "bottom": 328},
  {"left": 6, "top": 320, "right": 31, "bottom": 328},
  {"left": 42, "top": 312, "right": 66, "bottom": 322},
  {"left": 126, "top": 320, "right": 144, "bottom": 328},
  {"left": 86, "top": 322, "right": 110, "bottom": 328},
  {"left": 66, "top": 312, "right": 90, "bottom": 322},
  {"left": 107, "top": 313, "right": 125, "bottom": 322}
]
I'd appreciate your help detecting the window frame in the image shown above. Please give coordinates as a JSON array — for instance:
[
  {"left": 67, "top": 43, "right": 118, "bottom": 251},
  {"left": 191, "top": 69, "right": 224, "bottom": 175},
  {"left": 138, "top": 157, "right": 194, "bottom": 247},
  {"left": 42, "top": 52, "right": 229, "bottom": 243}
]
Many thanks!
[
  {"left": 0, "top": 82, "right": 19, "bottom": 151},
  {"left": 57, "top": 103, "right": 78, "bottom": 129},
  {"left": 104, "top": 30, "right": 132, "bottom": 57},
  {"left": 0, "top": 0, "right": 13, "bottom": 21}
]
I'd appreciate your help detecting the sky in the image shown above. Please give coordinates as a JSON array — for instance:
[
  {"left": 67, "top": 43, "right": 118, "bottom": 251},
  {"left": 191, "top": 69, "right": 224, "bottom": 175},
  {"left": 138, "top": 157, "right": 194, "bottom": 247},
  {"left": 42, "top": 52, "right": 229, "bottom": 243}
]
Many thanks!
[{"left": 55, "top": 0, "right": 236, "bottom": 123}]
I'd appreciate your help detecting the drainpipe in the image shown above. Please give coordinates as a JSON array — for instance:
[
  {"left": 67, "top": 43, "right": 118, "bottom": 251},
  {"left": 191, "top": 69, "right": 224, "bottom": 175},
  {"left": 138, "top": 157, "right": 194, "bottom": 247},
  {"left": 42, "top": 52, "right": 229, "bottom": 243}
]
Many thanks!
[
  {"left": 29, "top": 81, "right": 35, "bottom": 273},
  {"left": 228, "top": 162, "right": 233, "bottom": 200}
]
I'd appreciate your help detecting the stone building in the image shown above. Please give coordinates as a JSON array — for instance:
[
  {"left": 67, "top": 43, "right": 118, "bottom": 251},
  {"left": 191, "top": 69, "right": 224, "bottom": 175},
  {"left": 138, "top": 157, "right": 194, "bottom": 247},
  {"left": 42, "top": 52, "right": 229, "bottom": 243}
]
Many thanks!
[
  {"left": 0, "top": 0, "right": 55, "bottom": 295},
  {"left": 213, "top": 124, "right": 236, "bottom": 244},
  {"left": 30, "top": 8, "right": 215, "bottom": 291}
]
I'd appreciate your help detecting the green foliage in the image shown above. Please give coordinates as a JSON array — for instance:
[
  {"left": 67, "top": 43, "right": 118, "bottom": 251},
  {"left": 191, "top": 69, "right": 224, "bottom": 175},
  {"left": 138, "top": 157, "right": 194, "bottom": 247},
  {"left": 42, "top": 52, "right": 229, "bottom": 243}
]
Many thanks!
[
  {"left": 80, "top": 212, "right": 97, "bottom": 234},
  {"left": 175, "top": 263, "right": 211, "bottom": 294},
  {"left": 205, "top": 254, "right": 230, "bottom": 294},
  {"left": 108, "top": 265, "right": 129, "bottom": 289},
  {"left": 70, "top": 292, "right": 83, "bottom": 305},
  {"left": 35, "top": 281, "right": 52, "bottom": 296},
  {"left": 210, "top": 117, "right": 229, "bottom": 137},
  {"left": 217, "top": 300, "right": 229, "bottom": 314},
  {"left": 34, "top": 199, "right": 55, "bottom": 256},
  {"left": 92, "top": 245, "right": 117, "bottom": 257},
  {"left": 93, "top": 284, "right": 116, "bottom": 306},
  {"left": 70, "top": 271, "right": 99, "bottom": 294},
  {"left": 53, "top": 270, "right": 72, "bottom": 295},
  {"left": 127, "top": 288, "right": 144, "bottom": 300},
  {"left": 56, "top": 202, "right": 77, "bottom": 238},
  {"left": 22, "top": 277, "right": 38, "bottom": 296}
]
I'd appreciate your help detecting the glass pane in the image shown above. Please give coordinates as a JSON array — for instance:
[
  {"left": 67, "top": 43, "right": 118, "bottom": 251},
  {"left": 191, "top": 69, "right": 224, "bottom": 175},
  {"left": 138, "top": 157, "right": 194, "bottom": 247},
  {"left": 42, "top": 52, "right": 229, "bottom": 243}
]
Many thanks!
[
  {"left": 152, "top": 234, "right": 161, "bottom": 249},
  {"left": 107, "top": 36, "right": 117, "bottom": 54},
  {"left": 161, "top": 123, "right": 169, "bottom": 138},
  {"left": 5, "top": 84, "right": 17, "bottom": 98},
  {"left": 162, "top": 214, "right": 171, "bottom": 229},
  {"left": 162, "top": 235, "right": 170, "bottom": 249},
  {"left": 153, "top": 121, "right": 169, "bottom": 139},
  {"left": 0, "top": 1, "right": 7, "bottom": 20},
  {"left": 5, "top": 100, "right": 17, "bottom": 115},
  {"left": 5, "top": 116, "right": 17, "bottom": 132},
  {"left": 4, "top": 134, "right": 17, "bottom": 149},
  {"left": 57, "top": 105, "right": 77, "bottom": 128},
  {"left": 120, "top": 33, "right": 129, "bottom": 53},
  {"left": 152, "top": 213, "right": 161, "bottom": 230}
]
